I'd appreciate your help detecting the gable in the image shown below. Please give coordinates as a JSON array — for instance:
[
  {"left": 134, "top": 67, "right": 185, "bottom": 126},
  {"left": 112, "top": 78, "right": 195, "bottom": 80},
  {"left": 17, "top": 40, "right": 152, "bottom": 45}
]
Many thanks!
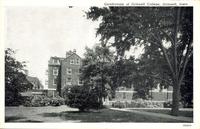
[{"left": 66, "top": 53, "right": 81, "bottom": 60}]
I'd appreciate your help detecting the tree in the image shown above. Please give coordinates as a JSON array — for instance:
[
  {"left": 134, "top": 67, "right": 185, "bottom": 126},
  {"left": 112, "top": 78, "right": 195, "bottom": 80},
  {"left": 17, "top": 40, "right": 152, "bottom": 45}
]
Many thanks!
[
  {"left": 134, "top": 44, "right": 173, "bottom": 99},
  {"left": 86, "top": 7, "right": 193, "bottom": 115},
  {"left": 5, "top": 48, "right": 32, "bottom": 106},
  {"left": 115, "top": 56, "right": 159, "bottom": 100},
  {"left": 81, "top": 44, "right": 115, "bottom": 103}
]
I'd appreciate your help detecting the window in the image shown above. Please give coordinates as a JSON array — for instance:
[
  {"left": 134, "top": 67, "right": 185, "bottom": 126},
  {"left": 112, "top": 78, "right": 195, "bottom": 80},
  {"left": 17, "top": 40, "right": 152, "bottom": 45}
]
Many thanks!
[
  {"left": 53, "top": 68, "right": 58, "bottom": 76},
  {"left": 66, "top": 77, "right": 72, "bottom": 85},
  {"left": 66, "top": 68, "right": 72, "bottom": 75},
  {"left": 76, "top": 59, "right": 80, "bottom": 64},
  {"left": 53, "top": 59, "right": 59, "bottom": 64},
  {"left": 53, "top": 77, "right": 57, "bottom": 85},
  {"left": 78, "top": 79, "right": 83, "bottom": 85},
  {"left": 67, "top": 77, "right": 71, "bottom": 82},
  {"left": 70, "top": 59, "right": 74, "bottom": 64}
]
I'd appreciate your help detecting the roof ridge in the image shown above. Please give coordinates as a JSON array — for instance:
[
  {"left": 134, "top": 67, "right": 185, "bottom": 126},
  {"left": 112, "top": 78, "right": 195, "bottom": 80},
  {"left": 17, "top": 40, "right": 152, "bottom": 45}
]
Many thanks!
[{"left": 65, "top": 52, "right": 82, "bottom": 59}]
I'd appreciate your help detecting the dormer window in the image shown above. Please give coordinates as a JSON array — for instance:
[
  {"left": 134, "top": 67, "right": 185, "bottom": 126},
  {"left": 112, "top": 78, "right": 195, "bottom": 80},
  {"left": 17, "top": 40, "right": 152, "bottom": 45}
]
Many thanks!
[{"left": 53, "top": 59, "right": 59, "bottom": 64}]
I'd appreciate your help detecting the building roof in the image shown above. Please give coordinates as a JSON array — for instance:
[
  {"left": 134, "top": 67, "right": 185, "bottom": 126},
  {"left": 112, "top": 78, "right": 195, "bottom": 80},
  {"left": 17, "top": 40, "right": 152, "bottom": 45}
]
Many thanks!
[
  {"left": 51, "top": 56, "right": 65, "bottom": 60},
  {"left": 65, "top": 52, "right": 82, "bottom": 60},
  {"left": 49, "top": 51, "right": 82, "bottom": 62},
  {"left": 26, "top": 76, "right": 44, "bottom": 89},
  {"left": 48, "top": 50, "right": 82, "bottom": 67}
]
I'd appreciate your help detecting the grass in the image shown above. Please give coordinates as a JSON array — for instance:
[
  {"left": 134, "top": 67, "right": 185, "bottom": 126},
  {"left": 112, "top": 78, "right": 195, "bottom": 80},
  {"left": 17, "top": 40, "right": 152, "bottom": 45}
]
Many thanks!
[
  {"left": 132, "top": 109, "right": 193, "bottom": 117},
  {"left": 5, "top": 116, "right": 26, "bottom": 122},
  {"left": 5, "top": 106, "right": 192, "bottom": 122},
  {"left": 40, "top": 109, "right": 190, "bottom": 122}
]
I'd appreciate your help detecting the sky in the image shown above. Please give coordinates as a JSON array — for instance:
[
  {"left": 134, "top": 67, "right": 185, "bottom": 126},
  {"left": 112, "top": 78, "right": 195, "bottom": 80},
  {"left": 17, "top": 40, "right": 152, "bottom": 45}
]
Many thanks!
[{"left": 5, "top": 7, "right": 143, "bottom": 88}]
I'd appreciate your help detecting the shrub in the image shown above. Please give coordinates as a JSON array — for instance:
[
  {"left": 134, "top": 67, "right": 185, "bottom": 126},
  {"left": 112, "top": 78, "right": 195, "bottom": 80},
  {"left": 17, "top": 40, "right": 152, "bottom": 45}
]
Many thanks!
[
  {"left": 22, "top": 95, "right": 65, "bottom": 107},
  {"left": 64, "top": 85, "right": 101, "bottom": 111},
  {"left": 22, "top": 96, "right": 33, "bottom": 107},
  {"left": 112, "top": 99, "right": 164, "bottom": 108},
  {"left": 50, "top": 96, "right": 65, "bottom": 106},
  {"left": 31, "top": 95, "right": 44, "bottom": 107},
  {"left": 112, "top": 101, "right": 126, "bottom": 108},
  {"left": 5, "top": 91, "right": 24, "bottom": 106},
  {"left": 41, "top": 97, "right": 51, "bottom": 106}
]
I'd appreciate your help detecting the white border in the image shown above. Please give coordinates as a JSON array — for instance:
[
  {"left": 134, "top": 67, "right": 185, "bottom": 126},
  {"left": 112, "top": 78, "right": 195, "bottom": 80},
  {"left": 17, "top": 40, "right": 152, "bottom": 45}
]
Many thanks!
[{"left": 1, "top": 0, "right": 200, "bottom": 129}]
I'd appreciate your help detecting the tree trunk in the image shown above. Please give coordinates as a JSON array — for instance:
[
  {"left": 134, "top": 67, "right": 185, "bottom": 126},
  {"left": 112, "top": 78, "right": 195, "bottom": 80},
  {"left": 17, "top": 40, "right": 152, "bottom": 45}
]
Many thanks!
[
  {"left": 171, "top": 8, "right": 181, "bottom": 116},
  {"left": 171, "top": 79, "right": 181, "bottom": 116}
]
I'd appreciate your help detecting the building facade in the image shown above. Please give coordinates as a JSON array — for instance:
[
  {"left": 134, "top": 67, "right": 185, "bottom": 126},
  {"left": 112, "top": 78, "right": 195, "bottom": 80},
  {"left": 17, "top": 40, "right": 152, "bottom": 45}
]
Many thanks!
[
  {"left": 48, "top": 50, "right": 82, "bottom": 95},
  {"left": 114, "top": 85, "right": 173, "bottom": 102}
]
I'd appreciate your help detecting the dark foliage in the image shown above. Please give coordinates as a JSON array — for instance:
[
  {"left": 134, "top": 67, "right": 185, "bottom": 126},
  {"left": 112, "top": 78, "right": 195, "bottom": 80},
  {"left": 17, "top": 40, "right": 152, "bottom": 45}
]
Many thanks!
[
  {"left": 86, "top": 7, "right": 193, "bottom": 115},
  {"left": 5, "top": 48, "right": 32, "bottom": 106},
  {"left": 63, "top": 85, "right": 102, "bottom": 111}
]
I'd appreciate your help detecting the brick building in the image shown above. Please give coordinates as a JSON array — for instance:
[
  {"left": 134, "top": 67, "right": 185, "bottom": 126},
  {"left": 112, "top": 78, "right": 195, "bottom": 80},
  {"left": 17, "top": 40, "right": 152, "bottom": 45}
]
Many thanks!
[{"left": 48, "top": 50, "right": 82, "bottom": 95}]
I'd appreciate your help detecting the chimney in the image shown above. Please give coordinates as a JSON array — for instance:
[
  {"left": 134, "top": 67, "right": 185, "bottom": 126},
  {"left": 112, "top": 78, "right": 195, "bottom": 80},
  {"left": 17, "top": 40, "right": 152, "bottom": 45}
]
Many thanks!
[
  {"left": 73, "top": 49, "right": 76, "bottom": 53},
  {"left": 66, "top": 50, "right": 73, "bottom": 58}
]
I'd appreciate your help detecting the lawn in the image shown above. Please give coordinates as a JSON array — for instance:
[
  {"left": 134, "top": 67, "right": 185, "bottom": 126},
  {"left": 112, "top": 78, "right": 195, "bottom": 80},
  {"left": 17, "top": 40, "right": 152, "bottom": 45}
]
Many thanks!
[
  {"left": 5, "top": 106, "right": 191, "bottom": 122},
  {"left": 131, "top": 109, "right": 193, "bottom": 117}
]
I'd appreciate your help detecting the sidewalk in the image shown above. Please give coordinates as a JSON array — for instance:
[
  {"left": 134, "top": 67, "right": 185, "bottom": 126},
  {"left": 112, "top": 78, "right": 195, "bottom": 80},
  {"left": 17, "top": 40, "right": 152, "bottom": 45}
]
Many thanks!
[
  {"left": 124, "top": 107, "right": 193, "bottom": 111},
  {"left": 110, "top": 108, "right": 193, "bottom": 122}
]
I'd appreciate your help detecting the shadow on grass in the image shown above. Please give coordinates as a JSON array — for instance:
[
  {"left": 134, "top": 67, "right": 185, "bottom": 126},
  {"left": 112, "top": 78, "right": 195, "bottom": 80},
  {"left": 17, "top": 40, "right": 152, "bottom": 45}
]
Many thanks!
[
  {"left": 39, "top": 109, "right": 189, "bottom": 122},
  {"left": 5, "top": 116, "right": 26, "bottom": 122},
  {"left": 41, "top": 110, "right": 101, "bottom": 120},
  {"left": 19, "top": 120, "right": 43, "bottom": 122},
  {"left": 5, "top": 116, "right": 43, "bottom": 122}
]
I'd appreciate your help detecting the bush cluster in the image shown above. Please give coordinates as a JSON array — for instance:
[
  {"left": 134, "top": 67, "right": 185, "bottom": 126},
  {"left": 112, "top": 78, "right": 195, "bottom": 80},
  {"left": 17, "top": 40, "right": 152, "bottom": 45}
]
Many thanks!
[
  {"left": 23, "top": 95, "right": 65, "bottom": 107},
  {"left": 63, "top": 85, "right": 102, "bottom": 111},
  {"left": 6, "top": 93, "right": 24, "bottom": 106},
  {"left": 51, "top": 96, "right": 65, "bottom": 106},
  {"left": 112, "top": 99, "right": 164, "bottom": 108}
]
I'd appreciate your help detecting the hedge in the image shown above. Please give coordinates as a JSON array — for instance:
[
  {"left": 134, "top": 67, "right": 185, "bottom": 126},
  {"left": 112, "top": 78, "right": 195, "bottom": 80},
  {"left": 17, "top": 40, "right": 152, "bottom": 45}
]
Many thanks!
[
  {"left": 112, "top": 99, "right": 164, "bottom": 108},
  {"left": 23, "top": 95, "right": 65, "bottom": 107}
]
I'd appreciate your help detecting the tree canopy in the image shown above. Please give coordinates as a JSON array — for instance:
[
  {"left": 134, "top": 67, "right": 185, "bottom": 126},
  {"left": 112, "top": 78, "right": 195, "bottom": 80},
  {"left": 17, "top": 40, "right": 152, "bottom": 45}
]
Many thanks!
[
  {"left": 86, "top": 7, "right": 193, "bottom": 115},
  {"left": 5, "top": 48, "right": 32, "bottom": 106},
  {"left": 80, "top": 44, "right": 115, "bottom": 101}
]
